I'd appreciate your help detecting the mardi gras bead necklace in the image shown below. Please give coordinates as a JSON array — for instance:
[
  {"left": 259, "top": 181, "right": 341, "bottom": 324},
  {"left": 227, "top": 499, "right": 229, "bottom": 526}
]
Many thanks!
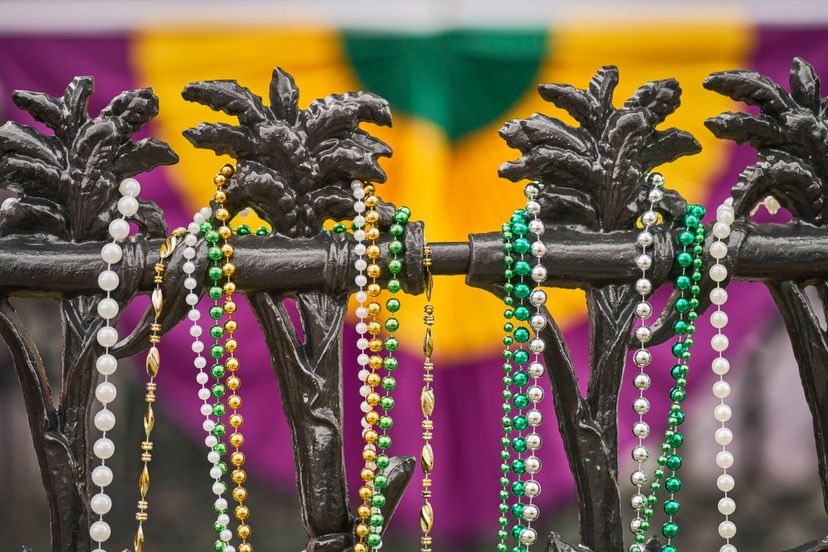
[
  {"left": 419, "top": 244, "right": 435, "bottom": 552},
  {"left": 89, "top": 176, "right": 143, "bottom": 550},
  {"left": 709, "top": 199, "right": 737, "bottom": 550},
  {"left": 133, "top": 225, "right": 186, "bottom": 552},
  {"left": 628, "top": 173, "right": 665, "bottom": 535}
]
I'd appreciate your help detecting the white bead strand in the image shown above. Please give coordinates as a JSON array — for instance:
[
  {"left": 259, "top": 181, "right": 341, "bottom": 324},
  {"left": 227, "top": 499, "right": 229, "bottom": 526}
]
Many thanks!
[
  {"left": 629, "top": 173, "right": 663, "bottom": 537},
  {"left": 710, "top": 198, "right": 737, "bottom": 551},
  {"left": 351, "top": 179, "right": 373, "bottom": 439},
  {"left": 90, "top": 177, "right": 141, "bottom": 550},
  {"left": 183, "top": 209, "right": 235, "bottom": 551}
]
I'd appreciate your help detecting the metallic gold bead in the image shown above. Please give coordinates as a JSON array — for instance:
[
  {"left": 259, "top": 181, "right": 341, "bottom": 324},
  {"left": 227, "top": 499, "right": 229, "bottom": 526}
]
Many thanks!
[
  {"left": 225, "top": 339, "right": 238, "bottom": 353},
  {"left": 358, "top": 486, "right": 373, "bottom": 500},
  {"left": 366, "top": 373, "right": 381, "bottom": 387},
  {"left": 232, "top": 469, "right": 247, "bottom": 484},
  {"left": 224, "top": 300, "right": 237, "bottom": 314},
  {"left": 230, "top": 432, "right": 244, "bottom": 447},
  {"left": 356, "top": 523, "right": 370, "bottom": 537},
  {"left": 235, "top": 505, "right": 249, "bottom": 520},
  {"left": 366, "top": 393, "right": 380, "bottom": 406},
  {"left": 363, "top": 184, "right": 375, "bottom": 194},
  {"left": 364, "top": 430, "right": 378, "bottom": 444},
  {"left": 214, "top": 174, "right": 226, "bottom": 187},
  {"left": 357, "top": 505, "right": 371, "bottom": 519},
  {"left": 221, "top": 164, "right": 235, "bottom": 177},
  {"left": 214, "top": 190, "right": 227, "bottom": 203},
  {"left": 366, "top": 228, "right": 380, "bottom": 241},
  {"left": 366, "top": 244, "right": 381, "bottom": 259},
  {"left": 216, "top": 208, "right": 230, "bottom": 221},
  {"left": 366, "top": 264, "right": 381, "bottom": 278},
  {"left": 232, "top": 486, "right": 247, "bottom": 502},
  {"left": 364, "top": 195, "right": 378, "bottom": 208},
  {"left": 237, "top": 524, "right": 251, "bottom": 539},
  {"left": 228, "top": 395, "right": 242, "bottom": 409},
  {"left": 362, "top": 448, "right": 376, "bottom": 462},
  {"left": 221, "top": 243, "right": 234, "bottom": 257},
  {"left": 229, "top": 414, "right": 243, "bottom": 428},
  {"left": 368, "top": 339, "right": 383, "bottom": 353},
  {"left": 239, "top": 544, "right": 252, "bottom": 552},
  {"left": 365, "top": 411, "right": 379, "bottom": 426},
  {"left": 367, "top": 321, "right": 381, "bottom": 335},
  {"left": 367, "top": 302, "right": 381, "bottom": 316},
  {"left": 224, "top": 282, "right": 237, "bottom": 296},
  {"left": 360, "top": 467, "right": 375, "bottom": 481},
  {"left": 367, "top": 283, "right": 381, "bottom": 297},
  {"left": 231, "top": 452, "right": 245, "bottom": 466},
  {"left": 222, "top": 263, "right": 236, "bottom": 277},
  {"left": 225, "top": 357, "right": 239, "bottom": 371},
  {"left": 365, "top": 210, "right": 379, "bottom": 224},
  {"left": 224, "top": 318, "right": 238, "bottom": 332},
  {"left": 368, "top": 355, "right": 383, "bottom": 370},
  {"left": 354, "top": 544, "right": 368, "bottom": 552},
  {"left": 226, "top": 376, "right": 241, "bottom": 390},
  {"left": 219, "top": 226, "right": 232, "bottom": 239}
]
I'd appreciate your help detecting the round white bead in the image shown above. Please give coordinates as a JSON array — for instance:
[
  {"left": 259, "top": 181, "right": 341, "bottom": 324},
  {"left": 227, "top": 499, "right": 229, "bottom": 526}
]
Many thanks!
[
  {"left": 200, "top": 404, "right": 213, "bottom": 416},
  {"left": 89, "top": 520, "right": 111, "bottom": 542},
  {"left": 187, "top": 222, "right": 200, "bottom": 234},
  {"left": 351, "top": 179, "right": 364, "bottom": 191},
  {"left": 190, "top": 324, "right": 202, "bottom": 337},
  {"left": 717, "top": 473, "right": 735, "bottom": 492},
  {"left": 531, "top": 265, "right": 547, "bottom": 283},
  {"left": 119, "top": 177, "right": 141, "bottom": 197},
  {"left": 526, "top": 433, "right": 542, "bottom": 450},
  {"left": 355, "top": 291, "right": 367, "bottom": 302},
  {"left": 186, "top": 293, "right": 199, "bottom": 306},
  {"left": 354, "top": 243, "right": 366, "bottom": 256},
  {"left": 710, "top": 241, "right": 728, "bottom": 259},
  {"left": 357, "top": 354, "right": 369, "bottom": 366},
  {"left": 188, "top": 309, "right": 201, "bottom": 321},
  {"left": 648, "top": 188, "right": 664, "bottom": 203},
  {"left": 95, "top": 382, "right": 117, "bottom": 404},
  {"left": 630, "top": 470, "right": 648, "bottom": 485},
  {"left": 718, "top": 496, "right": 736, "bottom": 515},
  {"left": 632, "top": 446, "right": 649, "bottom": 462},
  {"left": 205, "top": 435, "right": 218, "bottom": 447},
  {"left": 212, "top": 481, "right": 225, "bottom": 495},
  {"left": 354, "top": 201, "right": 366, "bottom": 213},
  {"left": 184, "top": 233, "right": 197, "bottom": 246},
  {"left": 636, "top": 254, "right": 652, "bottom": 270},
  {"left": 530, "top": 314, "right": 546, "bottom": 331},
  {"left": 100, "top": 243, "right": 123, "bottom": 264},
  {"left": 635, "top": 302, "right": 652, "bottom": 319},
  {"left": 710, "top": 264, "right": 728, "bottom": 282},
  {"left": 634, "top": 373, "right": 651, "bottom": 390},
  {"left": 633, "top": 397, "right": 650, "bottom": 414},
  {"left": 711, "top": 310, "right": 729, "bottom": 328},
  {"left": 198, "top": 388, "right": 211, "bottom": 401},
  {"left": 97, "top": 298, "right": 119, "bottom": 320},
  {"left": 633, "top": 349, "right": 651, "bottom": 367},
  {"left": 208, "top": 451, "right": 220, "bottom": 464},
  {"left": 641, "top": 210, "right": 658, "bottom": 227},
  {"left": 710, "top": 287, "right": 728, "bottom": 305},
  {"left": 527, "top": 409, "right": 543, "bottom": 426},
  {"left": 355, "top": 275, "right": 367, "bottom": 287},
  {"left": 194, "top": 357, "right": 206, "bottom": 370},
  {"left": 355, "top": 259, "right": 368, "bottom": 271},
  {"left": 712, "top": 357, "right": 730, "bottom": 375},
  {"left": 719, "top": 520, "right": 737, "bottom": 539},
  {"left": 632, "top": 422, "right": 650, "bottom": 438},
  {"left": 530, "top": 289, "right": 547, "bottom": 307},
  {"left": 220, "top": 529, "right": 233, "bottom": 542},
  {"left": 528, "top": 362, "right": 544, "bottom": 378},
  {"left": 715, "top": 427, "right": 733, "bottom": 446},
  {"left": 529, "top": 338, "right": 545, "bottom": 354},
  {"left": 651, "top": 174, "right": 664, "bottom": 186},
  {"left": 522, "top": 504, "right": 539, "bottom": 522},
  {"left": 117, "top": 195, "right": 139, "bottom": 217},
  {"left": 527, "top": 385, "right": 544, "bottom": 402},
  {"left": 98, "top": 270, "right": 119, "bottom": 292},
  {"left": 721, "top": 544, "right": 737, "bottom": 552},
  {"left": 215, "top": 497, "right": 228, "bottom": 510},
  {"left": 183, "top": 261, "right": 195, "bottom": 274},
  {"left": 91, "top": 465, "right": 113, "bottom": 487},
  {"left": 90, "top": 492, "right": 112, "bottom": 515},
  {"left": 524, "top": 184, "right": 540, "bottom": 198},
  {"left": 525, "top": 200, "right": 541, "bottom": 214},
  {"left": 185, "top": 277, "right": 198, "bottom": 290},
  {"left": 94, "top": 409, "right": 115, "bottom": 432},
  {"left": 210, "top": 466, "right": 222, "bottom": 479},
  {"left": 108, "top": 218, "right": 130, "bottom": 241},
  {"left": 713, "top": 380, "right": 731, "bottom": 399},
  {"left": 354, "top": 230, "right": 366, "bottom": 241},
  {"left": 714, "top": 404, "right": 732, "bottom": 422},
  {"left": 717, "top": 208, "right": 735, "bottom": 225},
  {"left": 637, "top": 231, "right": 653, "bottom": 248},
  {"left": 712, "top": 334, "right": 730, "bottom": 352},
  {"left": 630, "top": 518, "right": 643, "bottom": 533},
  {"left": 635, "top": 278, "right": 652, "bottom": 295},
  {"left": 191, "top": 341, "right": 204, "bottom": 353},
  {"left": 193, "top": 213, "right": 205, "bottom": 225},
  {"left": 525, "top": 456, "right": 541, "bottom": 474},
  {"left": 93, "top": 437, "right": 115, "bottom": 459},
  {"left": 520, "top": 528, "right": 537, "bottom": 545},
  {"left": 716, "top": 450, "right": 735, "bottom": 469},
  {"left": 196, "top": 372, "right": 208, "bottom": 385},
  {"left": 529, "top": 220, "right": 545, "bottom": 236},
  {"left": 203, "top": 419, "right": 215, "bottom": 432},
  {"left": 523, "top": 480, "right": 541, "bottom": 497},
  {"left": 96, "top": 354, "right": 117, "bottom": 376},
  {"left": 635, "top": 326, "right": 652, "bottom": 343},
  {"left": 631, "top": 494, "right": 647, "bottom": 509},
  {"left": 96, "top": 326, "right": 118, "bottom": 348},
  {"left": 713, "top": 222, "right": 731, "bottom": 239}
]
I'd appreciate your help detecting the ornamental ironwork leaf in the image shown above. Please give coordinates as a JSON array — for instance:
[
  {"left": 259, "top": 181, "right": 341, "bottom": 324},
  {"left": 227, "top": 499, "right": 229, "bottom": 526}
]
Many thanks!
[
  {"left": 500, "top": 66, "right": 700, "bottom": 231},
  {"left": 183, "top": 67, "right": 393, "bottom": 238},
  {"left": 0, "top": 77, "right": 177, "bottom": 240},
  {"left": 705, "top": 57, "right": 828, "bottom": 224}
]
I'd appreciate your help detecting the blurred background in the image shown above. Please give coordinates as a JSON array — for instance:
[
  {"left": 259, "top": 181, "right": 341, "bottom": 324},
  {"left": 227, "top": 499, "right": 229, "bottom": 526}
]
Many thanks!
[{"left": 1, "top": 0, "right": 828, "bottom": 550}]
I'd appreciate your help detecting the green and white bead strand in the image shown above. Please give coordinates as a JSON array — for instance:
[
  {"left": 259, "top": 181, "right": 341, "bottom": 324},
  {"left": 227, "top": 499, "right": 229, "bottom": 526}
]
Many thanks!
[
  {"left": 628, "top": 173, "right": 665, "bottom": 537},
  {"left": 709, "top": 199, "right": 737, "bottom": 550}
]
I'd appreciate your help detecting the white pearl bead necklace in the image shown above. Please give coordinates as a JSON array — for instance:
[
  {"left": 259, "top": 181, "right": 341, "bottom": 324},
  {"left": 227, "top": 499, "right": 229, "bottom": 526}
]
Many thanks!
[
  {"left": 90, "top": 177, "right": 141, "bottom": 550},
  {"left": 710, "top": 198, "right": 737, "bottom": 550},
  {"left": 629, "top": 173, "right": 664, "bottom": 532},
  {"left": 184, "top": 208, "right": 236, "bottom": 552},
  {"left": 520, "top": 182, "right": 547, "bottom": 549},
  {"left": 350, "top": 180, "right": 373, "bottom": 435}
]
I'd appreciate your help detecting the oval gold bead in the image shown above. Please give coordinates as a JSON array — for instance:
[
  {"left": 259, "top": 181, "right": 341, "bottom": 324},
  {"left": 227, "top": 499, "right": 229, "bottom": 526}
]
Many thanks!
[
  {"left": 421, "top": 443, "right": 434, "bottom": 473},
  {"left": 151, "top": 288, "right": 163, "bottom": 316},
  {"left": 144, "top": 403, "right": 155, "bottom": 436},
  {"left": 139, "top": 465, "right": 150, "bottom": 496},
  {"left": 134, "top": 526, "right": 144, "bottom": 552},
  {"left": 146, "top": 346, "right": 160, "bottom": 377},
  {"left": 423, "top": 327, "right": 433, "bottom": 357},
  {"left": 420, "top": 502, "right": 434, "bottom": 533},
  {"left": 421, "top": 386, "right": 435, "bottom": 417}
]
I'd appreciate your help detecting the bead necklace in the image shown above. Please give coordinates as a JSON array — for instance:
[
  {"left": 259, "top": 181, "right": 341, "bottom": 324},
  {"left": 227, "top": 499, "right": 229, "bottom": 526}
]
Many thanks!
[
  {"left": 628, "top": 173, "right": 665, "bottom": 537},
  {"left": 184, "top": 202, "right": 236, "bottom": 552},
  {"left": 634, "top": 204, "right": 706, "bottom": 552},
  {"left": 354, "top": 181, "right": 382, "bottom": 552},
  {"left": 133, "top": 225, "right": 186, "bottom": 552},
  {"left": 89, "top": 176, "right": 142, "bottom": 550},
  {"left": 709, "top": 199, "right": 737, "bottom": 550},
  {"left": 419, "top": 244, "right": 435, "bottom": 552},
  {"left": 519, "top": 182, "right": 548, "bottom": 549}
]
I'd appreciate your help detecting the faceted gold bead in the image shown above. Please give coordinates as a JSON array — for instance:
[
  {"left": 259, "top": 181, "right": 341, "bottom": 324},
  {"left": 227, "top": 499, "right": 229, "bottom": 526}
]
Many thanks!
[
  {"left": 364, "top": 195, "right": 378, "bottom": 208},
  {"left": 214, "top": 190, "right": 227, "bottom": 203},
  {"left": 367, "top": 283, "right": 381, "bottom": 297},
  {"left": 366, "top": 244, "right": 381, "bottom": 259},
  {"left": 235, "top": 505, "right": 249, "bottom": 520},
  {"left": 369, "top": 355, "right": 383, "bottom": 370},
  {"left": 220, "top": 164, "right": 235, "bottom": 177},
  {"left": 367, "top": 321, "right": 381, "bottom": 335},
  {"left": 365, "top": 211, "right": 379, "bottom": 224},
  {"left": 228, "top": 395, "right": 242, "bottom": 409},
  {"left": 239, "top": 544, "right": 252, "bottom": 552},
  {"left": 232, "top": 469, "right": 247, "bottom": 484},
  {"left": 366, "top": 373, "right": 381, "bottom": 387},
  {"left": 362, "top": 448, "right": 376, "bottom": 462},
  {"left": 237, "top": 524, "right": 251, "bottom": 539},
  {"left": 222, "top": 263, "right": 236, "bottom": 277},
  {"left": 363, "top": 184, "right": 375, "bottom": 194},
  {"left": 366, "top": 228, "right": 380, "bottom": 241},
  {"left": 214, "top": 174, "right": 226, "bottom": 187},
  {"left": 224, "top": 318, "right": 238, "bottom": 332},
  {"left": 366, "top": 264, "right": 381, "bottom": 278},
  {"left": 366, "top": 393, "right": 380, "bottom": 406},
  {"left": 367, "top": 302, "right": 381, "bottom": 316},
  {"left": 364, "top": 430, "right": 378, "bottom": 444},
  {"left": 360, "top": 467, "right": 375, "bottom": 481},
  {"left": 231, "top": 452, "right": 245, "bottom": 466},
  {"left": 224, "top": 282, "right": 237, "bottom": 296},
  {"left": 230, "top": 432, "right": 244, "bottom": 447},
  {"left": 221, "top": 243, "right": 234, "bottom": 257},
  {"left": 356, "top": 523, "right": 370, "bottom": 537},
  {"left": 368, "top": 339, "right": 383, "bottom": 353},
  {"left": 358, "top": 486, "right": 373, "bottom": 500},
  {"left": 219, "top": 226, "right": 232, "bottom": 239},
  {"left": 224, "top": 300, "right": 237, "bottom": 314},
  {"left": 365, "top": 410, "right": 379, "bottom": 425},
  {"left": 232, "top": 486, "right": 247, "bottom": 502},
  {"left": 226, "top": 357, "right": 239, "bottom": 371},
  {"left": 357, "top": 505, "right": 371, "bottom": 519},
  {"left": 225, "top": 339, "right": 238, "bottom": 353},
  {"left": 227, "top": 376, "right": 241, "bottom": 390},
  {"left": 229, "top": 414, "right": 243, "bottom": 428},
  {"left": 354, "top": 544, "right": 368, "bottom": 552},
  {"left": 216, "top": 208, "right": 230, "bottom": 221}
]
